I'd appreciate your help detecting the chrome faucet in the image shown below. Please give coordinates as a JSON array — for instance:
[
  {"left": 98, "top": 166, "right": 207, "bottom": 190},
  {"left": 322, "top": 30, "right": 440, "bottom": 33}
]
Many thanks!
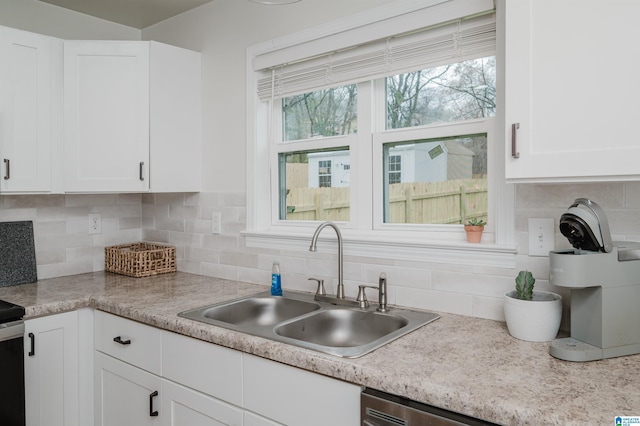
[{"left": 309, "top": 221, "right": 345, "bottom": 299}]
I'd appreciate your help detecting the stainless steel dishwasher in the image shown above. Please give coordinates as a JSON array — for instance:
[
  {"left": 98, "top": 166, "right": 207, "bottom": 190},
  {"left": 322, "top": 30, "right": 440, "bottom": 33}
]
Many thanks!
[{"left": 361, "top": 388, "right": 498, "bottom": 426}]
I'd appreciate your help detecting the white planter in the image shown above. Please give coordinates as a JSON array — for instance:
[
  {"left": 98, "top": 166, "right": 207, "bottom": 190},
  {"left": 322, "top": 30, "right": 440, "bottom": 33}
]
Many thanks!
[{"left": 503, "top": 290, "right": 562, "bottom": 342}]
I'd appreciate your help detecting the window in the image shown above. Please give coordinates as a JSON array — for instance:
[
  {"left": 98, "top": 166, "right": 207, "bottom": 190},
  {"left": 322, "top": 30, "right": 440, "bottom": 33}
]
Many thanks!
[
  {"left": 283, "top": 85, "right": 357, "bottom": 141},
  {"left": 388, "top": 155, "right": 401, "bottom": 184},
  {"left": 382, "top": 135, "right": 487, "bottom": 225},
  {"left": 318, "top": 160, "right": 332, "bottom": 187},
  {"left": 276, "top": 58, "right": 494, "bottom": 226},
  {"left": 386, "top": 58, "right": 496, "bottom": 129},
  {"left": 279, "top": 148, "right": 350, "bottom": 221},
  {"left": 246, "top": 0, "right": 515, "bottom": 267}
]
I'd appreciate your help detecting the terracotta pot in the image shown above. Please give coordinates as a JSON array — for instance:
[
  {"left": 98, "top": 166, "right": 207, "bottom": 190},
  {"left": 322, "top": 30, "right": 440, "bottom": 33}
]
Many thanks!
[{"left": 464, "top": 225, "right": 484, "bottom": 243}]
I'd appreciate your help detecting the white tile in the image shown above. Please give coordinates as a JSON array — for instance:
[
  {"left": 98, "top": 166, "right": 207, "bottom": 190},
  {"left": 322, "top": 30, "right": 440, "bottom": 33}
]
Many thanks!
[
  {"left": 396, "top": 287, "right": 473, "bottom": 316},
  {"left": 202, "top": 234, "right": 238, "bottom": 251},
  {"left": 185, "top": 247, "right": 219, "bottom": 263},
  {"left": 219, "top": 251, "right": 259, "bottom": 269},
  {"left": 472, "top": 295, "right": 505, "bottom": 321},
  {"left": 432, "top": 270, "right": 513, "bottom": 298},
  {"left": 0, "top": 208, "right": 37, "bottom": 221},
  {"left": 201, "top": 263, "right": 237, "bottom": 280},
  {"left": 170, "top": 205, "right": 199, "bottom": 220}
]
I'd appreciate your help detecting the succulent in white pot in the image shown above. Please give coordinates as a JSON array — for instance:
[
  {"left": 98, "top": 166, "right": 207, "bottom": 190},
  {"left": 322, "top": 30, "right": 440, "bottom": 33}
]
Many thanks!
[{"left": 504, "top": 271, "right": 562, "bottom": 342}]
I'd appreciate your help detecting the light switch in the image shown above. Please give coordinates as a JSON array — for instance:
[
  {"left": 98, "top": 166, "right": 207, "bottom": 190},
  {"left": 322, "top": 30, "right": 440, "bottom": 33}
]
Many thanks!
[
  {"left": 211, "top": 212, "right": 222, "bottom": 234},
  {"left": 528, "top": 218, "right": 555, "bottom": 256}
]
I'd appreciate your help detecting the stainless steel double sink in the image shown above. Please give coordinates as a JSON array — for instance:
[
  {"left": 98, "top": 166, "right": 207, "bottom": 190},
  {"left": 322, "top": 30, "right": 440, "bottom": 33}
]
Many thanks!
[{"left": 178, "top": 290, "right": 439, "bottom": 358}]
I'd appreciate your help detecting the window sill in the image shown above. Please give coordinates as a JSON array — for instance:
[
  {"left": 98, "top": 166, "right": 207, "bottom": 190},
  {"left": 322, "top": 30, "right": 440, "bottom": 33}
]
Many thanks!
[{"left": 242, "top": 229, "right": 517, "bottom": 269}]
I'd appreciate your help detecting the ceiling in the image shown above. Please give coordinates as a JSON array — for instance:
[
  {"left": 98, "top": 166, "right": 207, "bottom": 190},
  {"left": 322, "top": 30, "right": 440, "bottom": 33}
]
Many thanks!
[{"left": 38, "top": 0, "right": 215, "bottom": 29}]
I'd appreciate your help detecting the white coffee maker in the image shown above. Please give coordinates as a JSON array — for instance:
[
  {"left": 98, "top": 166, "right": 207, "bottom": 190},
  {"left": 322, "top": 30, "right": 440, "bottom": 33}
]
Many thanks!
[{"left": 549, "top": 198, "right": 640, "bottom": 362}]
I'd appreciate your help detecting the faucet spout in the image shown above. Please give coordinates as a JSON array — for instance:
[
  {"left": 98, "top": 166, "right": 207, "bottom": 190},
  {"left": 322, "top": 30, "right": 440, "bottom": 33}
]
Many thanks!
[{"left": 309, "top": 221, "right": 345, "bottom": 299}]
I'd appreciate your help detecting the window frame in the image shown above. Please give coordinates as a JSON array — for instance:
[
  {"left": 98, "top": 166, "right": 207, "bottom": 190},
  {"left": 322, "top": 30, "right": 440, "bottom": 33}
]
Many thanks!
[
  {"left": 245, "top": 0, "right": 515, "bottom": 268},
  {"left": 373, "top": 117, "right": 493, "bottom": 236}
]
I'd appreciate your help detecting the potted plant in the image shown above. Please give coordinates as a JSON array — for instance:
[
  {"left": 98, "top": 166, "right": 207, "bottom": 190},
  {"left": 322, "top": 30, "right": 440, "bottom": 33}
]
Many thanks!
[
  {"left": 503, "top": 271, "right": 562, "bottom": 342},
  {"left": 464, "top": 218, "right": 485, "bottom": 243}
]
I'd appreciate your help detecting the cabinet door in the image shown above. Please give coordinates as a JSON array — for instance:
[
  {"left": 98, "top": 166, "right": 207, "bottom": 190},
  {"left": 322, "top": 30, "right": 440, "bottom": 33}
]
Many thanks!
[
  {"left": 243, "top": 412, "right": 282, "bottom": 426},
  {"left": 24, "top": 311, "right": 79, "bottom": 426},
  {"left": 64, "top": 41, "right": 149, "bottom": 192},
  {"left": 162, "top": 330, "right": 242, "bottom": 406},
  {"left": 0, "top": 26, "right": 53, "bottom": 193},
  {"left": 149, "top": 41, "right": 201, "bottom": 193},
  {"left": 505, "top": 0, "right": 640, "bottom": 182},
  {"left": 161, "top": 380, "right": 243, "bottom": 426},
  {"left": 95, "top": 352, "right": 161, "bottom": 426},
  {"left": 243, "top": 354, "right": 361, "bottom": 426}
]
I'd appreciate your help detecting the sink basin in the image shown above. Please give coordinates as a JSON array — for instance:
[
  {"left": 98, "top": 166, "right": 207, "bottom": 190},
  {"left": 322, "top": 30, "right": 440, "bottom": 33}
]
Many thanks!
[
  {"left": 200, "top": 296, "right": 320, "bottom": 326},
  {"left": 178, "top": 291, "right": 439, "bottom": 358},
  {"left": 180, "top": 294, "right": 320, "bottom": 327},
  {"left": 275, "top": 309, "right": 408, "bottom": 347}
]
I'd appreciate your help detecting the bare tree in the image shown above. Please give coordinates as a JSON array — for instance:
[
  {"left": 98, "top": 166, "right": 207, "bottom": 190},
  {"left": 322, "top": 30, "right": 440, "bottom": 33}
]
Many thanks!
[
  {"left": 386, "top": 57, "right": 496, "bottom": 128},
  {"left": 283, "top": 85, "right": 357, "bottom": 141}
]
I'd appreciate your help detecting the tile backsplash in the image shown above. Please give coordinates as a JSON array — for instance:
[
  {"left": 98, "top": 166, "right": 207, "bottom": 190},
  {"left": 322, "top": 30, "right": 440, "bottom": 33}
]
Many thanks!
[
  {"left": 3, "top": 182, "right": 640, "bottom": 322},
  {"left": 0, "top": 194, "right": 142, "bottom": 280}
]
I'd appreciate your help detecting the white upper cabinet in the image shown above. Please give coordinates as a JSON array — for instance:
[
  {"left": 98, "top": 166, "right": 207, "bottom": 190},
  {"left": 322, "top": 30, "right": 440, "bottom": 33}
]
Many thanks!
[
  {"left": 64, "top": 40, "right": 201, "bottom": 193},
  {"left": 505, "top": 0, "right": 640, "bottom": 182},
  {"left": 0, "top": 26, "right": 59, "bottom": 193},
  {"left": 64, "top": 41, "right": 150, "bottom": 192},
  {"left": 149, "top": 42, "right": 201, "bottom": 193}
]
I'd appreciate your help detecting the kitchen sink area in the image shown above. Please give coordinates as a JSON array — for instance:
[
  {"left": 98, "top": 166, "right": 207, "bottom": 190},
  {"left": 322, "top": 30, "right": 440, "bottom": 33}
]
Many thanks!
[{"left": 178, "top": 290, "right": 439, "bottom": 358}]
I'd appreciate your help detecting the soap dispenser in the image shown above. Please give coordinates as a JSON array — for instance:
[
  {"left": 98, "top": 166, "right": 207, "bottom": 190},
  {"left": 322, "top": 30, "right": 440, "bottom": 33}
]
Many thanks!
[{"left": 271, "top": 261, "right": 282, "bottom": 296}]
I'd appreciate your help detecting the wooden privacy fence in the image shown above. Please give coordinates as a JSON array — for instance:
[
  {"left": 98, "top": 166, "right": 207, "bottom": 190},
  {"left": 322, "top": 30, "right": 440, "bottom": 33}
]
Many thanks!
[{"left": 286, "top": 179, "right": 487, "bottom": 224}]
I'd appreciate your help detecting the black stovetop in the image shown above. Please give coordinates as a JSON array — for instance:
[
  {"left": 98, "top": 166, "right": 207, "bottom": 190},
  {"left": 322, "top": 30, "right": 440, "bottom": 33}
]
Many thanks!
[{"left": 0, "top": 300, "right": 25, "bottom": 323}]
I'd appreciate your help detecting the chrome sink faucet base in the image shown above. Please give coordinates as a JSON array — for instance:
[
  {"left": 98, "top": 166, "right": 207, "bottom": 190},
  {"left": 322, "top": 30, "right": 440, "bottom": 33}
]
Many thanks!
[{"left": 309, "top": 272, "right": 389, "bottom": 311}]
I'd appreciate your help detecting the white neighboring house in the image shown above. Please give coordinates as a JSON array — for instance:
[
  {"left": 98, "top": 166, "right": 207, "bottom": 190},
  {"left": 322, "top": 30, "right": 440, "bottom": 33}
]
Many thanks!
[
  {"left": 307, "top": 141, "right": 474, "bottom": 188},
  {"left": 307, "top": 151, "right": 351, "bottom": 188}
]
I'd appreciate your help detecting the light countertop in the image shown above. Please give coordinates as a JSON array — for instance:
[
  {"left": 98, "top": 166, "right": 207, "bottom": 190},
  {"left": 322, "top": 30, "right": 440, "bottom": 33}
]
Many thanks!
[{"left": 1, "top": 271, "right": 637, "bottom": 425}]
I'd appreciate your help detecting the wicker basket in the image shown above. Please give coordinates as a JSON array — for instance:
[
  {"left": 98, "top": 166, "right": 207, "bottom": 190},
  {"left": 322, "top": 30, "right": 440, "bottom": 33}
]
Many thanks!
[{"left": 105, "top": 243, "right": 176, "bottom": 278}]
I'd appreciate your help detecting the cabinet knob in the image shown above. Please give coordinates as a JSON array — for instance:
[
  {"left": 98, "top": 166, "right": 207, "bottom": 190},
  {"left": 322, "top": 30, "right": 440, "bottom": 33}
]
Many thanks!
[{"left": 139, "top": 162, "right": 145, "bottom": 181}]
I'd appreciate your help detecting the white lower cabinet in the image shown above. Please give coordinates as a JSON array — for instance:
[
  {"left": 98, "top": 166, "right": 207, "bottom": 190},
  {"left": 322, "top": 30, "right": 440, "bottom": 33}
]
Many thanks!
[
  {"left": 93, "top": 312, "right": 361, "bottom": 426},
  {"left": 24, "top": 310, "right": 79, "bottom": 426},
  {"left": 243, "top": 354, "right": 362, "bottom": 426},
  {"left": 161, "top": 380, "right": 243, "bottom": 426},
  {"left": 243, "top": 412, "right": 282, "bottom": 426},
  {"left": 95, "top": 351, "right": 161, "bottom": 426},
  {"left": 96, "top": 350, "right": 244, "bottom": 426}
]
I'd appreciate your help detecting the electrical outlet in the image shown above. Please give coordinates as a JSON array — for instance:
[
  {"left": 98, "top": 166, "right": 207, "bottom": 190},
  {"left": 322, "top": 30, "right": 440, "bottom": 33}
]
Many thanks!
[
  {"left": 89, "top": 213, "right": 102, "bottom": 234},
  {"left": 211, "top": 212, "right": 222, "bottom": 235},
  {"left": 528, "top": 218, "right": 554, "bottom": 256}
]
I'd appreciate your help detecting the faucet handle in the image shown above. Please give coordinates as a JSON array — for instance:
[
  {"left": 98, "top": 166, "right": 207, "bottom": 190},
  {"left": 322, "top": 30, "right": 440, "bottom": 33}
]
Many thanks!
[
  {"left": 308, "top": 278, "right": 327, "bottom": 296},
  {"left": 356, "top": 285, "right": 379, "bottom": 309}
]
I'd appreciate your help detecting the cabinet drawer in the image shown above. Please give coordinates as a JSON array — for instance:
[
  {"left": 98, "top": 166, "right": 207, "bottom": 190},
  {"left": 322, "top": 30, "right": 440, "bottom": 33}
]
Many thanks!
[
  {"left": 94, "top": 311, "right": 162, "bottom": 375},
  {"left": 162, "top": 330, "right": 242, "bottom": 407}
]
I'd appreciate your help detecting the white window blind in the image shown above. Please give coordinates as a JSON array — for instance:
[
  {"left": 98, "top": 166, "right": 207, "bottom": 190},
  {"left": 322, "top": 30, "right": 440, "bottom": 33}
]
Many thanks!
[{"left": 257, "top": 11, "right": 495, "bottom": 101}]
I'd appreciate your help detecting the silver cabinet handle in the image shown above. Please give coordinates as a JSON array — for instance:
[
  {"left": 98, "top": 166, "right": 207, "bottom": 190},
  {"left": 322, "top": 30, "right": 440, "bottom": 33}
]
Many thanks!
[
  {"left": 511, "top": 123, "right": 520, "bottom": 158},
  {"left": 139, "top": 161, "right": 145, "bottom": 181},
  {"left": 3, "top": 158, "right": 9, "bottom": 180}
]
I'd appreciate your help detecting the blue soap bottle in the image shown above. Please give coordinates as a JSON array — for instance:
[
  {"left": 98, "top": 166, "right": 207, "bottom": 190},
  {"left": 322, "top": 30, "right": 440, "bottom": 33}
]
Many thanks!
[{"left": 271, "top": 261, "right": 282, "bottom": 296}]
